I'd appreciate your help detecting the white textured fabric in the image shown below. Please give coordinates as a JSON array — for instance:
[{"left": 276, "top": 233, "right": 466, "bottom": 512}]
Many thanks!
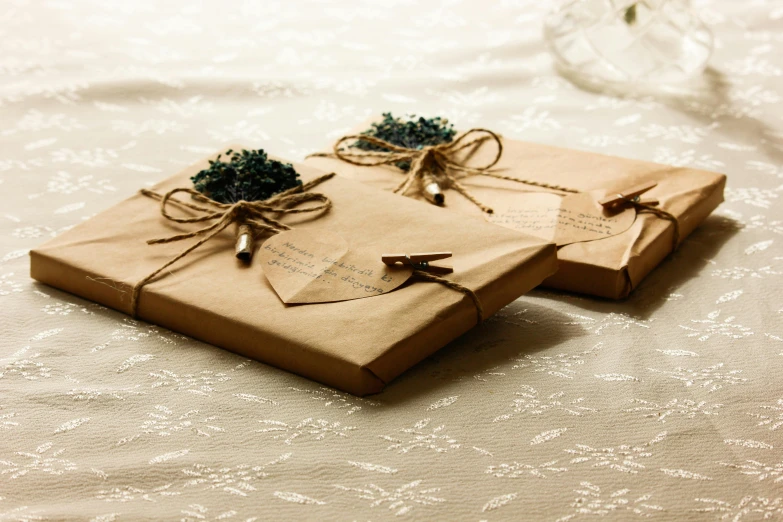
[{"left": 2, "top": 1, "right": 782, "bottom": 520}]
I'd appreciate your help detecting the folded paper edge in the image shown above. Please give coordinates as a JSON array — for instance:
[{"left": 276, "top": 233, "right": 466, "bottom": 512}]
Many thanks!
[
  {"left": 544, "top": 172, "right": 726, "bottom": 299},
  {"left": 363, "top": 241, "right": 559, "bottom": 387},
  {"left": 29, "top": 247, "right": 387, "bottom": 396}
]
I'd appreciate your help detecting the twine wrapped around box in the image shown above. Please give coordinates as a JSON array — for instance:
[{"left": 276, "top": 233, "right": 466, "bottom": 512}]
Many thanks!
[
  {"left": 312, "top": 128, "right": 680, "bottom": 251},
  {"left": 133, "top": 170, "right": 486, "bottom": 322}
]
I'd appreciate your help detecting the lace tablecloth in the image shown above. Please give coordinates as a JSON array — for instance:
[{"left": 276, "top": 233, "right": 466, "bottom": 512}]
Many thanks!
[{"left": 1, "top": 1, "right": 781, "bottom": 520}]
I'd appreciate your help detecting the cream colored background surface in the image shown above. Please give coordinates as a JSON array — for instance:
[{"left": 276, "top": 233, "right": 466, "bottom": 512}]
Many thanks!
[{"left": 2, "top": 1, "right": 782, "bottom": 520}]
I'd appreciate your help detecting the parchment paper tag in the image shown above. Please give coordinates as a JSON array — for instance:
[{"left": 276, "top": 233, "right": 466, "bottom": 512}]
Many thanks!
[
  {"left": 487, "top": 192, "right": 636, "bottom": 246},
  {"left": 259, "top": 229, "right": 414, "bottom": 304}
]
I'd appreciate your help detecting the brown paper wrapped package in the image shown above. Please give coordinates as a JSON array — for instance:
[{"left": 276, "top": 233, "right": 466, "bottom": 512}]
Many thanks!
[
  {"left": 306, "top": 130, "right": 726, "bottom": 299},
  {"left": 29, "top": 147, "right": 558, "bottom": 396}
]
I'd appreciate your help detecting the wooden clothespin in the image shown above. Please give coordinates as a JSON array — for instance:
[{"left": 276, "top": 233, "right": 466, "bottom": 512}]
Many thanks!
[
  {"left": 382, "top": 252, "right": 453, "bottom": 274},
  {"left": 599, "top": 181, "right": 658, "bottom": 210}
]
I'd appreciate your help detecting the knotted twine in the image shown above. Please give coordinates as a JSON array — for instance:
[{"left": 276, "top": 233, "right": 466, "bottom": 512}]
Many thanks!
[
  {"left": 132, "top": 172, "right": 485, "bottom": 323},
  {"left": 309, "top": 129, "right": 577, "bottom": 214},
  {"left": 312, "top": 129, "right": 680, "bottom": 252},
  {"left": 131, "top": 173, "right": 335, "bottom": 317}
]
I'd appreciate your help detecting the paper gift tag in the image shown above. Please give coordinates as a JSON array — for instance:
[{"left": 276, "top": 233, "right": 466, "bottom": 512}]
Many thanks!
[
  {"left": 487, "top": 192, "right": 636, "bottom": 246},
  {"left": 259, "top": 229, "right": 414, "bottom": 304}
]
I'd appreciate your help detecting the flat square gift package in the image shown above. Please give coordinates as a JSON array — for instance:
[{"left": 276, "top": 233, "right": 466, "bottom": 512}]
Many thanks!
[
  {"left": 29, "top": 147, "right": 557, "bottom": 396},
  {"left": 305, "top": 116, "right": 727, "bottom": 299}
]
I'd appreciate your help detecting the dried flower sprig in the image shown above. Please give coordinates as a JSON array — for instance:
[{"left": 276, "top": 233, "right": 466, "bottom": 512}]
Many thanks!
[
  {"left": 191, "top": 149, "right": 302, "bottom": 204},
  {"left": 352, "top": 113, "right": 457, "bottom": 171}
]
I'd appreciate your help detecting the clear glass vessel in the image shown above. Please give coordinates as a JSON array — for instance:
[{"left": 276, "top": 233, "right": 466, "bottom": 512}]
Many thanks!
[{"left": 544, "top": 0, "right": 714, "bottom": 90}]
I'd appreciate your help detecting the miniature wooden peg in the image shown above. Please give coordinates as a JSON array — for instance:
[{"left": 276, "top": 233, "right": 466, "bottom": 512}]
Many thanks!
[
  {"left": 382, "top": 252, "right": 453, "bottom": 274},
  {"left": 599, "top": 181, "right": 657, "bottom": 209}
]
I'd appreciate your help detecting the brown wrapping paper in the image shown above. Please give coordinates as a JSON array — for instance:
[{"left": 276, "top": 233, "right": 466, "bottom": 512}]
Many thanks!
[
  {"left": 306, "top": 128, "right": 726, "bottom": 299},
  {"left": 29, "top": 147, "right": 558, "bottom": 396}
]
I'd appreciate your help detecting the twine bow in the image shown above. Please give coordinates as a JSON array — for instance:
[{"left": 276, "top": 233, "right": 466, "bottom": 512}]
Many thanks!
[
  {"left": 132, "top": 171, "right": 486, "bottom": 324},
  {"left": 311, "top": 129, "right": 578, "bottom": 214},
  {"left": 315, "top": 127, "right": 682, "bottom": 261},
  {"left": 130, "top": 173, "right": 336, "bottom": 317}
]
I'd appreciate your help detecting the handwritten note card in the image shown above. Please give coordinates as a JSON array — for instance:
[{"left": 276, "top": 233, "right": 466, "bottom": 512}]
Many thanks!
[
  {"left": 259, "top": 229, "right": 413, "bottom": 304},
  {"left": 487, "top": 192, "right": 636, "bottom": 246}
]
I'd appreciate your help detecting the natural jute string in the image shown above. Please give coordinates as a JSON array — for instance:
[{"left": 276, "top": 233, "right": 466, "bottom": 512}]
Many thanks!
[
  {"left": 621, "top": 196, "right": 680, "bottom": 251},
  {"left": 308, "top": 128, "right": 578, "bottom": 214},
  {"left": 131, "top": 173, "right": 336, "bottom": 317},
  {"left": 413, "top": 269, "right": 484, "bottom": 323},
  {"left": 313, "top": 129, "right": 680, "bottom": 253},
  {"left": 132, "top": 172, "right": 485, "bottom": 323}
]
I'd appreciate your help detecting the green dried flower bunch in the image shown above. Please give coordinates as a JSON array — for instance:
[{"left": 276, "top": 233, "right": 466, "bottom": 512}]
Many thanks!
[
  {"left": 191, "top": 149, "right": 301, "bottom": 204},
  {"left": 352, "top": 112, "right": 457, "bottom": 170}
]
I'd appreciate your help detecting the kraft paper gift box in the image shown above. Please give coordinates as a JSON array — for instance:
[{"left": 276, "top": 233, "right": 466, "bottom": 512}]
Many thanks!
[
  {"left": 30, "top": 147, "right": 558, "bottom": 396},
  {"left": 306, "top": 125, "right": 726, "bottom": 299}
]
